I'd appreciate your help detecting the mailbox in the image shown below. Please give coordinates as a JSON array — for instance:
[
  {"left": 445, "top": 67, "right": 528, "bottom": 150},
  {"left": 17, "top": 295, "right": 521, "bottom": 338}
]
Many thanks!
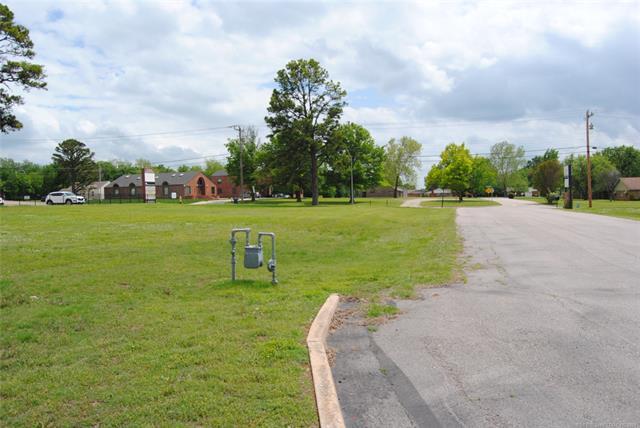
[{"left": 244, "top": 245, "right": 263, "bottom": 268}]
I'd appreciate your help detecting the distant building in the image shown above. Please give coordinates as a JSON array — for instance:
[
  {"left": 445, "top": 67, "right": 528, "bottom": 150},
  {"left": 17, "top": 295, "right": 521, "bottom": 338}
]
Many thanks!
[
  {"left": 365, "top": 186, "right": 407, "bottom": 198},
  {"left": 84, "top": 181, "right": 111, "bottom": 200},
  {"left": 104, "top": 172, "right": 217, "bottom": 200},
  {"left": 613, "top": 177, "right": 640, "bottom": 200},
  {"left": 524, "top": 187, "right": 540, "bottom": 198},
  {"left": 427, "top": 188, "right": 452, "bottom": 197},
  {"left": 211, "top": 170, "right": 244, "bottom": 198}
]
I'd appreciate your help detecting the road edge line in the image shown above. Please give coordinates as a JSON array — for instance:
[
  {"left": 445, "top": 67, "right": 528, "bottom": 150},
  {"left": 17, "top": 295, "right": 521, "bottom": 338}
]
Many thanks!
[{"left": 307, "top": 293, "right": 345, "bottom": 428}]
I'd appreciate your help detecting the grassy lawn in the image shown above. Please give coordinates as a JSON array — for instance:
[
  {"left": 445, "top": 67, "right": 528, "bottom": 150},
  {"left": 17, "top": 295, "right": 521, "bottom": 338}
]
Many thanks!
[
  {"left": 571, "top": 199, "right": 640, "bottom": 221},
  {"left": 515, "top": 196, "right": 546, "bottom": 204},
  {"left": 514, "top": 196, "right": 639, "bottom": 220},
  {"left": 421, "top": 198, "right": 500, "bottom": 208},
  {"left": 0, "top": 198, "right": 459, "bottom": 426}
]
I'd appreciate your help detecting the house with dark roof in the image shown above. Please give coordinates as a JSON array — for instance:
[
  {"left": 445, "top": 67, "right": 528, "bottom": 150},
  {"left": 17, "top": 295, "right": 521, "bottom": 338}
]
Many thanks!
[
  {"left": 613, "top": 177, "right": 640, "bottom": 200},
  {"left": 210, "top": 170, "right": 245, "bottom": 198},
  {"left": 104, "top": 171, "right": 218, "bottom": 200}
]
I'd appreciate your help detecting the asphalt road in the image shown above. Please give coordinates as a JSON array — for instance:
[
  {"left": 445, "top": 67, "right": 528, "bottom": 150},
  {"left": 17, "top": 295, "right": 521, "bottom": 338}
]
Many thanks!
[{"left": 329, "top": 198, "right": 640, "bottom": 427}]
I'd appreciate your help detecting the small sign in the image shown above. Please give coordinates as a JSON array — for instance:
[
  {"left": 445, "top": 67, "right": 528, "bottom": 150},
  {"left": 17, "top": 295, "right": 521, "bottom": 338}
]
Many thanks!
[
  {"left": 142, "top": 168, "right": 156, "bottom": 202},
  {"left": 171, "top": 192, "right": 177, "bottom": 199},
  {"left": 23, "top": 195, "right": 30, "bottom": 200},
  {"left": 146, "top": 185, "right": 156, "bottom": 201},
  {"left": 564, "top": 178, "right": 569, "bottom": 188}
]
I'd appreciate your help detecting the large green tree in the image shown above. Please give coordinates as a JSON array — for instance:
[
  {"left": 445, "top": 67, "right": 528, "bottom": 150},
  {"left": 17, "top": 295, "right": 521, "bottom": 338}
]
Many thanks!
[
  {"left": 331, "top": 122, "right": 385, "bottom": 203},
  {"left": 525, "top": 149, "right": 559, "bottom": 185},
  {"left": 564, "top": 154, "right": 619, "bottom": 199},
  {"left": 51, "top": 139, "right": 96, "bottom": 194},
  {"left": 434, "top": 143, "right": 473, "bottom": 201},
  {"left": 600, "top": 146, "right": 640, "bottom": 177},
  {"left": 469, "top": 156, "right": 497, "bottom": 196},
  {"left": 489, "top": 141, "right": 526, "bottom": 195},
  {"left": 226, "top": 126, "right": 260, "bottom": 201},
  {"left": 265, "top": 59, "right": 346, "bottom": 205},
  {"left": 383, "top": 136, "right": 422, "bottom": 198},
  {"left": 532, "top": 159, "right": 563, "bottom": 197},
  {"left": 424, "top": 164, "right": 442, "bottom": 191},
  {"left": 259, "top": 132, "right": 311, "bottom": 202},
  {"left": 0, "top": 4, "right": 47, "bottom": 132}
]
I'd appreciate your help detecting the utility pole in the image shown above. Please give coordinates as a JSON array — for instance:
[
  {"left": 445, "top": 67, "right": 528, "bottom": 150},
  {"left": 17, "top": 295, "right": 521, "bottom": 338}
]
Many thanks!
[
  {"left": 98, "top": 165, "right": 102, "bottom": 201},
  {"left": 585, "top": 110, "right": 594, "bottom": 208},
  {"left": 233, "top": 125, "right": 244, "bottom": 203},
  {"left": 349, "top": 153, "right": 355, "bottom": 204}
]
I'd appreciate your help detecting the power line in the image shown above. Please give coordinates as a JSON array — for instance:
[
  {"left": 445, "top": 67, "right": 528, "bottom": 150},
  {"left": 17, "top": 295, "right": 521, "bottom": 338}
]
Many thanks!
[{"left": 413, "top": 145, "right": 584, "bottom": 158}]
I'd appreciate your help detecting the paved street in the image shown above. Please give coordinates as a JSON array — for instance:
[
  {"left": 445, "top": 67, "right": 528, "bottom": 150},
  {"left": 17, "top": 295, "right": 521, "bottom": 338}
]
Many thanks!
[{"left": 330, "top": 198, "right": 640, "bottom": 427}]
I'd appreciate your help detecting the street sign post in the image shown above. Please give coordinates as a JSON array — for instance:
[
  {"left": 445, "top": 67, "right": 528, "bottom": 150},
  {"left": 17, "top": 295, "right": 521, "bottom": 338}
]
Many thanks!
[
  {"left": 563, "top": 164, "right": 572, "bottom": 209},
  {"left": 141, "top": 168, "right": 156, "bottom": 203}
]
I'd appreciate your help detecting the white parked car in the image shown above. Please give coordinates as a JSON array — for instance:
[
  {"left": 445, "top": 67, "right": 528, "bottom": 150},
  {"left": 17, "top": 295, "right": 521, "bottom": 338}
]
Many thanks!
[
  {"left": 0, "top": 196, "right": 4, "bottom": 205},
  {"left": 45, "top": 191, "right": 85, "bottom": 205}
]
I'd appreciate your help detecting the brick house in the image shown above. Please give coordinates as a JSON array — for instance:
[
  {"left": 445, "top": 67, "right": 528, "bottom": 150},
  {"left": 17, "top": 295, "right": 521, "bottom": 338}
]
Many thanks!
[
  {"left": 211, "top": 170, "right": 245, "bottom": 198},
  {"left": 613, "top": 177, "right": 640, "bottom": 201},
  {"left": 365, "top": 186, "right": 408, "bottom": 197},
  {"left": 104, "top": 171, "right": 218, "bottom": 200}
]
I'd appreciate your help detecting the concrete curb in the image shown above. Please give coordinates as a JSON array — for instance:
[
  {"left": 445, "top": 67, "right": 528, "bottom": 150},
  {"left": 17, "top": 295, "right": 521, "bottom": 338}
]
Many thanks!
[{"left": 307, "top": 293, "right": 345, "bottom": 428}]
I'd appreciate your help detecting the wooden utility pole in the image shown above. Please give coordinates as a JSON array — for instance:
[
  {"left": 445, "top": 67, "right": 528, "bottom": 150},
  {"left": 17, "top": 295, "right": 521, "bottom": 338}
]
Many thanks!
[
  {"left": 233, "top": 125, "right": 244, "bottom": 202},
  {"left": 349, "top": 153, "right": 355, "bottom": 204},
  {"left": 585, "top": 110, "right": 594, "bottom": 208}
]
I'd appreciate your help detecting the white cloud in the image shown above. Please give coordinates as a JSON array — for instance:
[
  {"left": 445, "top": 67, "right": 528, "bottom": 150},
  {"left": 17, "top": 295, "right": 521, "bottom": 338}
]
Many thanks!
[{"left": 0, "top": 0, "right": 638, "bottom": 185}]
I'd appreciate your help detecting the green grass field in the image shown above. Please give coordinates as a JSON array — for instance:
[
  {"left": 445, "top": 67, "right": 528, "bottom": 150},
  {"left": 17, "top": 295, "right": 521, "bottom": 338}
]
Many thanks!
[
  {"left": 0, "top": 198, "right": 459, "bottom": 426},
  {"left": 421, "top": 198, "right": 500, "bottom": 208},
  {"left": 571, "top": 199, "right": 640, "bottom": 220},
  {"left": 515, "top": 196, "right": 640, "bottom": 220}
]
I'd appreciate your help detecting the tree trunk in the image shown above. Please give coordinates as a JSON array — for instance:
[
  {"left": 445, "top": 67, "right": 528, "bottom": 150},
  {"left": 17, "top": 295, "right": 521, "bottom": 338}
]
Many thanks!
[
  {"left": 458, "top": 193, "right": 463, "bottom": 202},
  {"left": 311, "top": 148, "right": 319, "bottom": 206},
  {"left": 394, "top": 175, "right": 399, "bottom": 198},
  {"left": 295, "top": 189, "right": 301, "bottom": 202}
]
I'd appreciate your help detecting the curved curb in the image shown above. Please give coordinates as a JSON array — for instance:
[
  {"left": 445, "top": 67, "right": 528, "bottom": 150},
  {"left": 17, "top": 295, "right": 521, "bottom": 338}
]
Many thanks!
[{"left": 307, "top": 293, "right": 345, "bottom": 428}]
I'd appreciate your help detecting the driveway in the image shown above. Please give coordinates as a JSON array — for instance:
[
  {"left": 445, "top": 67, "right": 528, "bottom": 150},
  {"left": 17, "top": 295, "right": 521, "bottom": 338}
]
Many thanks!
[{"left": 329, "top": 198, "right": 640, "bottom": 427}]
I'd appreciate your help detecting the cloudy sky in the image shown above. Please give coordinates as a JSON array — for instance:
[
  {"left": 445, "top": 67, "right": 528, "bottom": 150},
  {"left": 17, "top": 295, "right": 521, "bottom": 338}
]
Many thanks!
[{"left": 1, "top": 0, "right": 639, "bottom": 184}]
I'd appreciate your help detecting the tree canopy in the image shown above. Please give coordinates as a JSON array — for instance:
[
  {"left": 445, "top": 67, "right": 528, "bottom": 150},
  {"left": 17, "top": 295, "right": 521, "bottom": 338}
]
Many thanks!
[
  {"left": 564, "top": 154, "right": 619, "bottom": 199},
  {"left": 51, "top": 139, "right": 96, "bottom": 194},
  {"left": 532, "top": 159, "right": 563, "bottom": 197},
  {"left": 0, "top": 4, "right": 47, "bottom": 133},
  {"left": 490, "top": 141, "right": 526, "bottom": 195},
  {"left": 331, "top": 122, "right": 384, "bottom": 202},
  {"left": 600, "top": 146, "right": 640, "bottom": 177},
  {"left": 383, "top": 136, "right": 421, "bottom": 198},
  {"left": 428, "top": 143, "right": 473, "bottom": 201},
  {"left": 265, "top": 58, "right": 346, "bottom": 205},
  {"left": 469, "top": 156, "right": 497, "bottom": 196},
  {"left": 226, "top": 126, "right": 260, "bottom": 201}
]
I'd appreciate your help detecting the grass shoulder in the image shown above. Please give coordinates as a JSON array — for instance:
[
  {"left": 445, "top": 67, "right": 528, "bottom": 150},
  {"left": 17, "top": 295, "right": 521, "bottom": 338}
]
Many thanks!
[{"left": 571, "top": 199, "right": 640, "bottom": 221}]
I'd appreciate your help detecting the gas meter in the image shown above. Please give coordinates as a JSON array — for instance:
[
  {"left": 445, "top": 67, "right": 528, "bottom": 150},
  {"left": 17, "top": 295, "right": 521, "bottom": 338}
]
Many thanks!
[
  {"left": 244, "top": 245, "right": 263, "bottom": 269},
  {"left": 230, "top": 228, "right": 277, "bottom": 284}
]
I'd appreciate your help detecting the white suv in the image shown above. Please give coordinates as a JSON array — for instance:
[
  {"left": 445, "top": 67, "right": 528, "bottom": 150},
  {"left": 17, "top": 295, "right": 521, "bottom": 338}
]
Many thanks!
[{"left": 45, "top": 191, "right": 85, "bottom": 205}]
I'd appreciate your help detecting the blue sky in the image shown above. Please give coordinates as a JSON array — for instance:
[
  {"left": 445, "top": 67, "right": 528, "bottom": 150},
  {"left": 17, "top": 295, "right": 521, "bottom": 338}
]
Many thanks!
[{"left": 1, "top": 0, "right": 639, "bottom": 185}]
